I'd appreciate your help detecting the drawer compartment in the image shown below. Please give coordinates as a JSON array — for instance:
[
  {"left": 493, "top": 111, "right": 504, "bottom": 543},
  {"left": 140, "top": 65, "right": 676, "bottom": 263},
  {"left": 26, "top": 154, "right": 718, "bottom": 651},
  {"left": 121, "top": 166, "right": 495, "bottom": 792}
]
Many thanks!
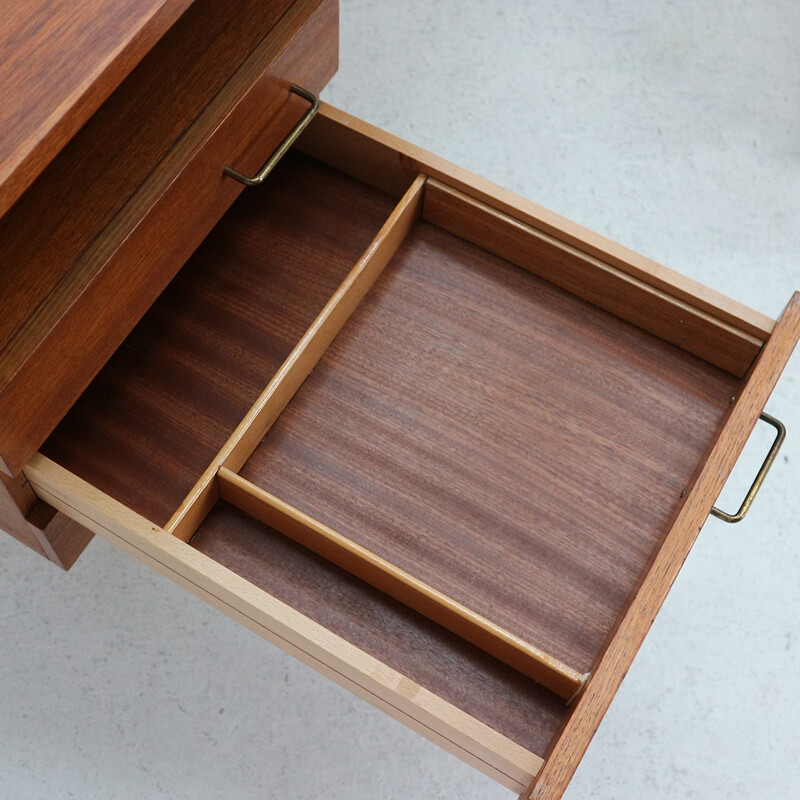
[
  {"left": 233, "top": 213, "right": 736, "bottom": 680},
  {"left": 26, "top": 106, "right": 800, "bottom": 796}
]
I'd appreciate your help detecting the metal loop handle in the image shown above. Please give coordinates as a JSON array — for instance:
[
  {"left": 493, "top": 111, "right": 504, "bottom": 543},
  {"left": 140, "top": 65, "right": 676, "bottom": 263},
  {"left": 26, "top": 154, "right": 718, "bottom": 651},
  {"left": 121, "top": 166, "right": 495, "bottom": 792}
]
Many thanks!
[
  {"left": 710, "top": 412, "right": 786, "bottom": 523},
  {"left": 223, "top": 84, "right": 319, "bottom": 187}
]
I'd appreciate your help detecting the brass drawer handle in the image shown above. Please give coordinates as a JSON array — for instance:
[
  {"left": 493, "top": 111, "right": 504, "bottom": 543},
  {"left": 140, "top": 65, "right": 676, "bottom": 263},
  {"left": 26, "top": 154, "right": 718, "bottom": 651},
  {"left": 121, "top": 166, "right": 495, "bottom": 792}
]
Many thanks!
[
  {"left": 223, "top": 84, "right": 319, "bottom": 187},
  {"left": 710, "top": 412, "right": 786, "bottom": 523}
]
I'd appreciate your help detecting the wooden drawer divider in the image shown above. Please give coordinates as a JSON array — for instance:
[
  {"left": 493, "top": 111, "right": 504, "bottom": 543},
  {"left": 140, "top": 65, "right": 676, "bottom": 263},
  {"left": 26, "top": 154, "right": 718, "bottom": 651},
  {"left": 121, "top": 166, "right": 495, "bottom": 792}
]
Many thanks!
[
  {"left": 156, "top": 171, "right": 588, "bottom": 700},
  {"left": 217, "top": 466, "right": 586, "bottom": 699},
  {"left": 422, "top": 180, "right": 763, "bottom": 377},
  {"left": 164, "top": 172, "right": 427, "bottom": 542}
]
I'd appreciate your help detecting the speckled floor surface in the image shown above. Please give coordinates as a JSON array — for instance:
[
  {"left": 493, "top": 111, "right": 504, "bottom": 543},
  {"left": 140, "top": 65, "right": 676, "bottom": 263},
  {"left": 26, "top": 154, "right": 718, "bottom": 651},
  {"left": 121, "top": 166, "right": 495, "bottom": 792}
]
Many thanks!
[{"left": 2, "top": 2, "right": 798, "bottom": 798}]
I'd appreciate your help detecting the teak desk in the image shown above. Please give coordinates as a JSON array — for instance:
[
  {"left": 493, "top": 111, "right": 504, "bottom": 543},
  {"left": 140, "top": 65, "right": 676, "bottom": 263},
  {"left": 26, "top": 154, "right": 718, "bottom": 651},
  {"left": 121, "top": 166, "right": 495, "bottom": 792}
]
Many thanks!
[{"left": 1, "top": 2, "right": 797, "bottom": 797}]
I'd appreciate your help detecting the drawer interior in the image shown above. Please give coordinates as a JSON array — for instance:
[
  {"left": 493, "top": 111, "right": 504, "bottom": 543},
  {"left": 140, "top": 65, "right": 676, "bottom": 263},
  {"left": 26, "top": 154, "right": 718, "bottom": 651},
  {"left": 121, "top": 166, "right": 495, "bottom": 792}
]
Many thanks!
[
  {"left": 235, "top": 217, "right": 737, "bottom": 675},
  {"left": 36, "top": 108, "right": 765, "bottom": 790}
]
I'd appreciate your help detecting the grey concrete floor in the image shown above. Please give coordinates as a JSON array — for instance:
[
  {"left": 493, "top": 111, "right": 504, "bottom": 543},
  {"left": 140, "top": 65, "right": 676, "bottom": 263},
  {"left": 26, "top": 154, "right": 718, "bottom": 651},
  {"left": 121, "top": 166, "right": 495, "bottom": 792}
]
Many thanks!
[{"left": 2, "top": 1, "right": 799, "bottom": 798}]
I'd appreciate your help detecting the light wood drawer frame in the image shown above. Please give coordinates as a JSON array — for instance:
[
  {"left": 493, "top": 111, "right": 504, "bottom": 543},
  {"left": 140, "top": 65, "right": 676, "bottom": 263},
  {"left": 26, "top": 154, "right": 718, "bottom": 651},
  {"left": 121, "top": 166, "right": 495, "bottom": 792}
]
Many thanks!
[{"left": 24, "top": 106, "right": 800, "bottom": 797}]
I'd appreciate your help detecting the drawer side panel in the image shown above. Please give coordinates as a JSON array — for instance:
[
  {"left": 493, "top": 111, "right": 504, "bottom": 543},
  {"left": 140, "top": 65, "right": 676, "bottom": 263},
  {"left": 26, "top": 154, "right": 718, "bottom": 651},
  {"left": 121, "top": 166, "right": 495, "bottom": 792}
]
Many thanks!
[{"left": 523, "top": 292, "right": 800, "bottom": 800}]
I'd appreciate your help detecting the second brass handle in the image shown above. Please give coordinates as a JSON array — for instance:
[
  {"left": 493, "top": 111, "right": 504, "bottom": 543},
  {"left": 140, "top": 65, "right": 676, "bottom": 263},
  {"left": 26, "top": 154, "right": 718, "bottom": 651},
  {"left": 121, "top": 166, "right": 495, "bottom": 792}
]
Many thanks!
[
  {"left": 710, "top": 412, "right": 786, "bottom": 524},
  {"left": 223, "top": 84, "right": 319, "bottom": 187}
]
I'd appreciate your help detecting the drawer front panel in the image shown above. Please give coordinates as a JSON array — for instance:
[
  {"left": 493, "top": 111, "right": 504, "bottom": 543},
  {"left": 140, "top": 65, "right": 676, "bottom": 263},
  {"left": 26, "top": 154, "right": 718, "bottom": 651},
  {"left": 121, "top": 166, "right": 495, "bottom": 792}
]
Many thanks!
[{"left": 0, "top": 0, "right": 295, "bottom": 359}]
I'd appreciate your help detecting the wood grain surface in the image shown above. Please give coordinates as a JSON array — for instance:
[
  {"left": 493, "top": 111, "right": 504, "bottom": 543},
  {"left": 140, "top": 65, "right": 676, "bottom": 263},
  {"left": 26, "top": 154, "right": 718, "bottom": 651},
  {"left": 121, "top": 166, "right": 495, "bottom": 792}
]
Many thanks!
[
  {"left": 192, "top": 500, "right": 567, "bottom": 758},
  {"left": 241, "top": 220, "right": 740, "bottom": 673},
  {"left": 0, "top": 0, "right": 337, "bottom": 478},
  {"left": 424, "top": 180, "right": 762, "bottom": 377},
  {"left": 0, "top": 0, "right": 292, "bottom": 354},
  {"left": 523, "top": 292, "right": 800, "bottom": 800},
  {"left": 0, "top": 0, "right": 194, "bottom": 217},
  {"left": 43, "top": 152, "right": 396, "bottom": 526}
]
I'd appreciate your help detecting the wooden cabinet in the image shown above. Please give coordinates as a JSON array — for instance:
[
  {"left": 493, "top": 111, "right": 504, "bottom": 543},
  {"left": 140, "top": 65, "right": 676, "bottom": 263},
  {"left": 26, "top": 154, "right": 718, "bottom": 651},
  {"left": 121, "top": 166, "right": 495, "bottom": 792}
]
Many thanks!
[{"left": 2, "top": 2, "right": 797, "bottom": 797}]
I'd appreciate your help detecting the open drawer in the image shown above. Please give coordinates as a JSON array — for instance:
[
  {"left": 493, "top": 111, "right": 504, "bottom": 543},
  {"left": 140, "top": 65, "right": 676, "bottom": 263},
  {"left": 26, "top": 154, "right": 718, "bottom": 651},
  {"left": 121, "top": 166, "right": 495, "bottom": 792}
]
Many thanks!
[{"left": 24, "top": 105, "right": 800, "bottom": 797}]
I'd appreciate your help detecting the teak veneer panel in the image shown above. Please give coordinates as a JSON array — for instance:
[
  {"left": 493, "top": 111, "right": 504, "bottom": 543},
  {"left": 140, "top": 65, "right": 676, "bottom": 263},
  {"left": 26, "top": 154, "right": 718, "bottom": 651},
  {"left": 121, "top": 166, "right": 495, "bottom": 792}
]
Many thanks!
[
  {"left": 192, "top": 501, "right": 567, "bottom": 760},
  {"left": 43, "top": 152, "right": 397, "bottom": 526},
  {"left": 242, "top": 220, "right": 740, "bottom": 673},
  {"left": 0, "top": 0, "right": 293, "bottom": 354},
  {"left": 0, "top": 0, "right": 194, "bottom": 217}
]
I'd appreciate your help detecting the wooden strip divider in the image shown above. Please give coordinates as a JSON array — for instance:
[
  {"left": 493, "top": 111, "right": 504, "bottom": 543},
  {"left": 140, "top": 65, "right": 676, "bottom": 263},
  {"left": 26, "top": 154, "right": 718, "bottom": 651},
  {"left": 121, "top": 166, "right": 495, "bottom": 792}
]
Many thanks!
[
  {"left": 217, "top": 466, "right": 588, "bottom": 701},
  {"left": 297, "top": 104, "right": 775, "bottom": 342},
  {"left": 422, "top": 179, "right": 762, "bottom": 378},
  {"left": 165, "top": 172, "right": 427, "bottom": 542}
]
